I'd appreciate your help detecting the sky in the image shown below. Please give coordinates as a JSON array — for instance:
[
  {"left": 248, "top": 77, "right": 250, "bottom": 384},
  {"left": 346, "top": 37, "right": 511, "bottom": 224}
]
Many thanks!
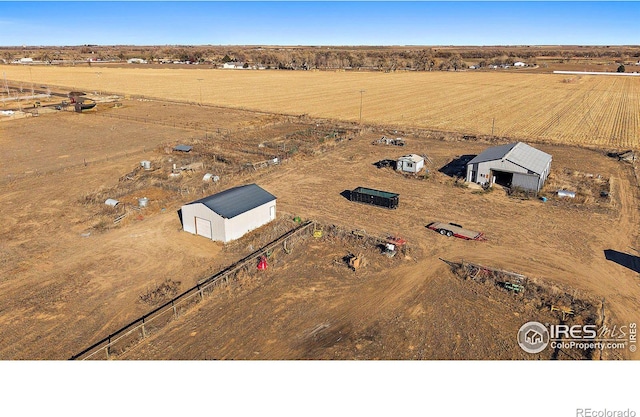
[{"left": 0, "top": 1, "right": 639, "bottom": 46}]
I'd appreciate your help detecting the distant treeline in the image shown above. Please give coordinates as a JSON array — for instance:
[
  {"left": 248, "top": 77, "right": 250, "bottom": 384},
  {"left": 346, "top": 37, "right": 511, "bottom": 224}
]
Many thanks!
[{"left": 2, "top": 45, "right": 639, "bottom": 71}]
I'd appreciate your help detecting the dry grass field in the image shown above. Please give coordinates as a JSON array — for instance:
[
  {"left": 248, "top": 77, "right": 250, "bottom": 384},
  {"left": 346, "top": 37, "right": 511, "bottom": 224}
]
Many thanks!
[
  {"left": 4, "top": 65, "right": 640, "bottom": 149},
  {"left": 1, "top": 69, "right": 639, "bottom": 360}
]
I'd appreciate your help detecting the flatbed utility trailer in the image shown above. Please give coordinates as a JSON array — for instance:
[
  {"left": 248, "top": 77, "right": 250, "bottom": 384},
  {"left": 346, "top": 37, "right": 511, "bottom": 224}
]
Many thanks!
[
  {"left": 426, "top": 221, "right": 486, "bottom": 241},
  {"left": 349, "top": 187, "right": 399, "bottom": 209}
]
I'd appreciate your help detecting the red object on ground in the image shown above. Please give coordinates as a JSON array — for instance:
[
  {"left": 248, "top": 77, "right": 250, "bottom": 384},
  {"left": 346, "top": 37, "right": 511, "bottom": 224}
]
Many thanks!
[
  {"left": 257, "top": 256, "right": 268, "bottom": 270},
  {"left": 387, "top": 235, "right": 407, "bottom": 246}
]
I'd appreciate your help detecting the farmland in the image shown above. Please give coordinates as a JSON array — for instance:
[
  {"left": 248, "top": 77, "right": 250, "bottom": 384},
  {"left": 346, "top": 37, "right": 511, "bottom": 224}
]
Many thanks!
[
  {"left": 4, "top": 65, "right": 640, "bottom": 149},
  {"left": 1, "top": 64, "right": 639, "bottom": 361}
]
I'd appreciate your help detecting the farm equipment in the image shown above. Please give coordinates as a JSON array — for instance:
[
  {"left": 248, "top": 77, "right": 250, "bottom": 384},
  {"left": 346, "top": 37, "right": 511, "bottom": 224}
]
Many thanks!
[
  {"left": 503, "top": 282, "right": 524, "bottom": 293},
  {"left": 382, "top": 243, "right": 397, "bottom": 257},
  {"left": 257, "top": 256, "right": 268, "bottom": 271},
  {"left": 426, "top": 221, "right": 486, "bottom": 241},
  {"left": 347, "top": 253, "right": 364, "bottom": 271},
  {"left": 349, "top": 186, "right": 399, "bottom": 209},
  {"left": 352, "top": 229, "right": 367, "bottom": 238},
  {"left": 383, "top": 235, "right": 407, "bottom": 257},
  {"left": 313, "top": 223, "right": 323, "bottom": 238},
  {"left": 372, "top": 136, "right": 405, "bottom": 146},
  {"left": 551, "top": 305, "right": 574, "bottom": 320},
  {"left": 607, "top": 150, "right": 636, "bottom": 163},
  {"left": 374, "top": 159, "right": 396, "bottom": 169},
  {"left": 74, "top": 98, "right": 97, "bottom": 112}
]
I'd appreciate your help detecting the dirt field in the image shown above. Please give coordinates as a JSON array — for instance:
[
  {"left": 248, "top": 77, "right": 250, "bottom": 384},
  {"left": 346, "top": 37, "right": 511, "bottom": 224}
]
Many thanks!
[
  {"left": 121, "top": 234, "right": 607, "bottom": 361},
  {"left": 1, "top": 83, "right": 639, "bottom": 360},
  {"left": 4, "top": 65, "right": 640, "bottom": 148}
]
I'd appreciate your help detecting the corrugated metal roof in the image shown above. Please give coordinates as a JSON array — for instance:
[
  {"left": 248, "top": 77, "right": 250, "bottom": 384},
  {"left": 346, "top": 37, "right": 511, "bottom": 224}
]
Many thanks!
[
  {"left": 468, "top": 143, "right": 518, "bottom": 165},
  {"left": 174, "top": 145, "right": 192, "bottom": 152},
  {"left": 398, "top": 154, "right": 424, "bottom": 163},
  {"left": 506, "top": 142, "right": 552, "bottom": 175},
  {"left": 468, "top": 142, "right": 551, "bottom": 175},
  {"left": 187, "top": 184, "right": 276, "bottom": 219}
]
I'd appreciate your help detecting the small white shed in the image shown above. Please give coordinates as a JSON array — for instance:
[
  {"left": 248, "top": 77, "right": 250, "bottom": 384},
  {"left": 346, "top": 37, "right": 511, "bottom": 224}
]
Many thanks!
[
  {"left": 179, "top": 184, "right": 276, "bottom": 243},
  {"left": 396, "top": 154, "right": 425, "bottom": 173}
]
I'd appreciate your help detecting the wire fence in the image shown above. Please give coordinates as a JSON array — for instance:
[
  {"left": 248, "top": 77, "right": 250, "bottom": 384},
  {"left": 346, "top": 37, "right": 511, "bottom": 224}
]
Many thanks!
[
  {"left": 93, "top": 111, "right": 231, "bottom": 136},
  {"left": 70, "top": 220, "right": 315, "bottom": 360}
]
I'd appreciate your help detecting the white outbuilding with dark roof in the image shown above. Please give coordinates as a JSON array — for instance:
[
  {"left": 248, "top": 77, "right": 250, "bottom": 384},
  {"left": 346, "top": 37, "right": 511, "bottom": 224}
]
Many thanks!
[
  {"left": 179, "top": 184, "right": 276, "bottom": 243},
  {"left": 466, "top": 142, "right": 552, "bottom": 192}
]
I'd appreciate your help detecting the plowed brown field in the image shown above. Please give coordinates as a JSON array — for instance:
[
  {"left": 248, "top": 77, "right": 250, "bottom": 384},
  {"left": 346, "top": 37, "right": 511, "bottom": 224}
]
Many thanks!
[{"left": 4, "top": 65, "right": 640, "bottom": 148}]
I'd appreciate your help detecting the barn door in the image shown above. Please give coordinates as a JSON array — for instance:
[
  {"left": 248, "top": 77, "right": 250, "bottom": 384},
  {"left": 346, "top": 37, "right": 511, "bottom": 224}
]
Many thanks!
[
  {"left": 195, "top": 217, "right": 212, "bottom": 239},
  {"left": 270, "top": 205, "right": 276, "bottom": 220}
]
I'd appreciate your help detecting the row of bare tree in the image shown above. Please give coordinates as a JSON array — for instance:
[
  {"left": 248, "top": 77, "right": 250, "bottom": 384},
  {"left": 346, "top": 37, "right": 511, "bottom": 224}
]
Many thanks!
[{"left": 3, "top": 45, "right": 639, "bottom": 71}]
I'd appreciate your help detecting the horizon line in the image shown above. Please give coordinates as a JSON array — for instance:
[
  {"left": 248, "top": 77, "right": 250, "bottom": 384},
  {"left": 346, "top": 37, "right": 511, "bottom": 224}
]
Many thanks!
[{"left": 4, "top": 44, "right": 640, "bottom": 48}]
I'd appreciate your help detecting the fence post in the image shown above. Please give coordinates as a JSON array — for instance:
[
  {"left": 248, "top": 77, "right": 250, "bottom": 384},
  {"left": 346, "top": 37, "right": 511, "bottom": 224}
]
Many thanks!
[{"left": 141, "top": 318, "right": 147, "bottom": 338}]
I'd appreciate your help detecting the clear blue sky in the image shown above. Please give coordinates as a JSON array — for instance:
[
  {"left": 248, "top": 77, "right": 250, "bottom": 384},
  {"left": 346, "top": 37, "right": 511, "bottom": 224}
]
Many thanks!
[{"left": 0, "top": 1, "right": 639, "bottom": 46}]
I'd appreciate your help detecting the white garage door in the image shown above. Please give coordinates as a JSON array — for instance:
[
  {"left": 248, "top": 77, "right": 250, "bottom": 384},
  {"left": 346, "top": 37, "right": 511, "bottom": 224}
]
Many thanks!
[{"left": 195, "top": 217, "right": 212, "bottom": 239}]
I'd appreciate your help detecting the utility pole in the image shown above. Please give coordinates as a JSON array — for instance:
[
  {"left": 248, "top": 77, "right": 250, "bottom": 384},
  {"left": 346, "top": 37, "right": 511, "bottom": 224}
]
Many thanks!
[
  {"left": 359, "top": 89, "right": 365, "bottom": 125},
  {"left": 3, "top": 72, "right": 10, "bottom": 99},
  {"left": 96, "top": 72, "right": 102, "bottom": 95},
  {"left": 491, "top": 118, "right": 495, "bottom": 136},
  {"left": 29, "top": 67, "right": 34, "bottom": 96},
  {"left": 197, "top": 78, "right": 203, "bottom": 105}
]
